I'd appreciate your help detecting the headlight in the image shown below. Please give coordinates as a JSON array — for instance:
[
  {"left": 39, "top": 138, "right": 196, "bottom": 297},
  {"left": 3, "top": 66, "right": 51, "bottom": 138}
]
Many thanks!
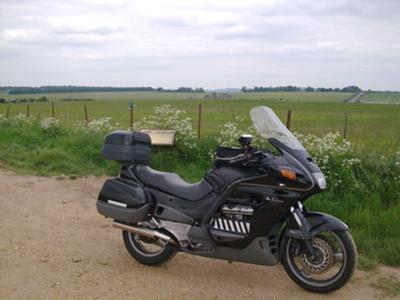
[{"left": 313, "top": 172, "right": 327, "bottom": 189}]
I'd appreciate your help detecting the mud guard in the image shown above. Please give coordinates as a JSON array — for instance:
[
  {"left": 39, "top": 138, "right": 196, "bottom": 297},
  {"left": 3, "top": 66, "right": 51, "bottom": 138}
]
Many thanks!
[{"left": 284, "top": 211, "right": 348, "bottom": 241}]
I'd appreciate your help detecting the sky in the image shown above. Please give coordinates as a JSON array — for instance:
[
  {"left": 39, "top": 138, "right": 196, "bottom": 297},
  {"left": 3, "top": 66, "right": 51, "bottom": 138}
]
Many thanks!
[{"left": 0, "top": 0, "right": 399, "bottom": 90}]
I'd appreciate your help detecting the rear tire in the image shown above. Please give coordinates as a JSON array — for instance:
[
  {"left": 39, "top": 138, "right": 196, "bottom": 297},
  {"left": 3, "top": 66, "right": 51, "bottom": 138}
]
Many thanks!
[
  {"left": 122, "top": 230, "right": 177, "bottom": 265},
  {"left": 282, "top": 230, "right": 357, "bottom": 293}
]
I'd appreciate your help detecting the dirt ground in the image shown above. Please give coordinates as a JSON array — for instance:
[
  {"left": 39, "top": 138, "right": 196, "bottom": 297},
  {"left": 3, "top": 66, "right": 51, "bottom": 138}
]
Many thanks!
[{"left": 0, "top": 169, "right": 399, "bottom": 300}]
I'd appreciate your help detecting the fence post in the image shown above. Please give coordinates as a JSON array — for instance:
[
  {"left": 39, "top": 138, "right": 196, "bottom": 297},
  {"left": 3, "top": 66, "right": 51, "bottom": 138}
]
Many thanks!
[
  {"left": 197, "top": 103, "right": 202, "bottom": 139},
  {"left": 286, "top": 110, "right": 292, "bottom": 130},
  {"left": 344, "top": 112, "right": 348, "bottom": 140},
  {"left": 129, "top": 107, "right": 133, "bottom": 130},
  {"left": 26, "top": 105, "right": 30, "bottom": 118},
  {"left": 51, "top": 102, "right": 55, "bottom": 118},
  {"left": 6, "top": 106, "right": 9, "bottom": 119},
  {"left": 84, "top": 105, "right": 88, "bottom": 127}
]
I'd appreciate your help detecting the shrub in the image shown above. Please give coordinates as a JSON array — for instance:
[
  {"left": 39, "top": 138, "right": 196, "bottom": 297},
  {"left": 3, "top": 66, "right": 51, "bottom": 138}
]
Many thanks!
[{"left": 136, "top": 105, "right": 197, "bottom": 149}]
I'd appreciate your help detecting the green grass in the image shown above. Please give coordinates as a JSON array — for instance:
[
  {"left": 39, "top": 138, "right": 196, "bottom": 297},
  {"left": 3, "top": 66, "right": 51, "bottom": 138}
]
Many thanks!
[
  {"left": 358, "top": 255, "right": 378, "bottom": 271},
  {"left": 1, "top": 92, "right": 399, "bottom": 154},
  {"left": 362, "top": 92, "right": 400, "bottom": 104}
]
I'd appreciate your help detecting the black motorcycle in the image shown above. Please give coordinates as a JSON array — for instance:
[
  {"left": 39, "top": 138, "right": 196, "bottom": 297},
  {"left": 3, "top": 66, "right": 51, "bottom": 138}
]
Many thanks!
[{"left": 96, "top": 106, "right": 357, "bottom": 293}]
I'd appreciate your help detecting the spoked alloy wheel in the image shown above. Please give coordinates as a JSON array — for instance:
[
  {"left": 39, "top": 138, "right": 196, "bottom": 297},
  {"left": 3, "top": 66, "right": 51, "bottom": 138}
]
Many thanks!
[
  {"left": 122, "top": 230, "right": 177, "bottom": 265},
  {"left": 282, "top": 230, "right": 357, "bottom": 293}
]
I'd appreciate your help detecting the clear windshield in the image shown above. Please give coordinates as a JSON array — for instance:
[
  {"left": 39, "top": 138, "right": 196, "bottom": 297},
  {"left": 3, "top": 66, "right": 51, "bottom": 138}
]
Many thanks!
[{"left": 250, "top": 106, "right": 306, "bottom": 151}]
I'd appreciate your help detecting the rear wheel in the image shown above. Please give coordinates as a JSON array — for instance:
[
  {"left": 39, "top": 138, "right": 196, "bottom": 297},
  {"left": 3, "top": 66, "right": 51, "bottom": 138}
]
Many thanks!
[
  {"left": 122, "top": 230, "right": 177, "bottom": 265},
  {"left": 282, "top": 230, "right": 357, "bottom": 293}
]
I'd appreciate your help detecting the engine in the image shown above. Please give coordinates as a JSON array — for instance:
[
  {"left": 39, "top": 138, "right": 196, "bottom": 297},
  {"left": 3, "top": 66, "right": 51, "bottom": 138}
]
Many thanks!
[{"left": 211, "top": 204, "right": 254, "bottom": 235}]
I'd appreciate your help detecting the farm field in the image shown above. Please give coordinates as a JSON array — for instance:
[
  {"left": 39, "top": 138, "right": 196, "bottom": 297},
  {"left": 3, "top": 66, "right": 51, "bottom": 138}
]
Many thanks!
[
  {"left": 362, "top": 92, "right": 400, "bottom": 104},
  {"left": 0, "top": 91, "right": 399, "bottom": 154},
  {"left": 0, "top": 91, "right": 353, "bottom": 102}
]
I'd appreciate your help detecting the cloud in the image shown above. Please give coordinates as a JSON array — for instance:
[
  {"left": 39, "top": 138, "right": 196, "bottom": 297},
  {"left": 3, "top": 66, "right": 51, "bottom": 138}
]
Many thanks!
[{"left": 0, "top": 0, "right": 399, "bottom": 89}]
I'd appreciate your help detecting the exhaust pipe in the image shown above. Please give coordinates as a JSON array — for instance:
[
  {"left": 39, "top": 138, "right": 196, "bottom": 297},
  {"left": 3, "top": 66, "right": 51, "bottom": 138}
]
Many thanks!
[{"left": 112, "top": 221, "right": 179, "bottom": 246}]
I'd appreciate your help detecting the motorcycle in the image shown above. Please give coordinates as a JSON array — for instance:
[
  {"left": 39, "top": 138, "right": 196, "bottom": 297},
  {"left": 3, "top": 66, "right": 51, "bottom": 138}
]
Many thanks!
[{"left": 96, "top": 106, "right": 357, "bottom": 293}]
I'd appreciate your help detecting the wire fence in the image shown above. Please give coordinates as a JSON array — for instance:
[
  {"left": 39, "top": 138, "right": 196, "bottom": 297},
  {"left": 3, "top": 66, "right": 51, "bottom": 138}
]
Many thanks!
[{"left": 2, "top": 102, "right": 352, "bottom": 140}]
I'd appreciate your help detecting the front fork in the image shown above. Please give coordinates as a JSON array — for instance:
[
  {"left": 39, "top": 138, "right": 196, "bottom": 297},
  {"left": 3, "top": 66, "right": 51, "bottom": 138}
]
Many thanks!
[{"left": 286, "top": 202, "right": 316, "bottom": 255}]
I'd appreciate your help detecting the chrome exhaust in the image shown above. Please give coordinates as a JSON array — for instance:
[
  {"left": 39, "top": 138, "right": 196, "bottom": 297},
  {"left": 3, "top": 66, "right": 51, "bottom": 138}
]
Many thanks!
[{"left": 112, "top": 221, "right": 179, "bottom": 246}]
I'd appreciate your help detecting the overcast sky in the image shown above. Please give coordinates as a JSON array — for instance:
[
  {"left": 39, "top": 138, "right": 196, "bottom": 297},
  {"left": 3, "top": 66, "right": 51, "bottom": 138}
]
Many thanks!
[{"left": 0, "top": 0, "right": 399, "bottom": 90}]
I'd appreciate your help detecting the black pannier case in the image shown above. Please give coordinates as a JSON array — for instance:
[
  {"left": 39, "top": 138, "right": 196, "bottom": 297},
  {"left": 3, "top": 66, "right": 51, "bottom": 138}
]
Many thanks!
[
  {"left": 98, "top": 178, "right": 147, "bottom": 208},
  {"left": 102, "top": 130, "right": 151, "bottom": 163},
  {"left": 96, "top": 178, "right": 151, "bottom": 223}
]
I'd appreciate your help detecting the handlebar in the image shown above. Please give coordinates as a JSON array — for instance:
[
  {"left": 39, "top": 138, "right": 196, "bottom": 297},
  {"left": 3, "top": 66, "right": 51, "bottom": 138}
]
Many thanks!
[{"left": 228, "top": 150, "right": 265, "bottom": 166}]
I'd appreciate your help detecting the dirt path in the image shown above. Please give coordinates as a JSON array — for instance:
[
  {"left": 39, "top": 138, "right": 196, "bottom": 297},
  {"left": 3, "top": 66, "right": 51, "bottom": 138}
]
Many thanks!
[
  {"left": 0, "top": 169, "right": 399, "bottom": 300},
  {"left": 347, "top": 92, "right": 365, "bottom": 103}
]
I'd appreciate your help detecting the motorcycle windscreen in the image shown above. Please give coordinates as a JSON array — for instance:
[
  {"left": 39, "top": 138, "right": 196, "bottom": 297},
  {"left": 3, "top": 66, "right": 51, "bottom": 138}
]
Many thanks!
[{"left": 250, "top": 106, "right": 305, "bottom": 151}]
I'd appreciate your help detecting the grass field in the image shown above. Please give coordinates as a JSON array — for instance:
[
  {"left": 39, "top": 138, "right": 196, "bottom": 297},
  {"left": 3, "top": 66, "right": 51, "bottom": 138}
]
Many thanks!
[
  {"left": 1, "top": 91, "right": 399, "bottom": 154},
  {"left": 362, "top": 92, "right": 400, "bottom": 104},
  {"left": 0, "top": 91, "right": 353, "bottom": 102}
]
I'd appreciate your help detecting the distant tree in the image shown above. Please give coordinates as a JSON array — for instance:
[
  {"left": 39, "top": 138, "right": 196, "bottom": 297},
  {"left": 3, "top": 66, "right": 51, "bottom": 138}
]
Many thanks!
[
  {"left": 305, "top": 86, "right": 314, "bottom": 92},
  {"left": 341, "top": 85, "right": 361, "bottom": 93},
  {"left": 241, "top": 86, "right": 248, "bottom": 93},
  {"left": 0, "top": 98, "right": 6, "bottom": 103}
]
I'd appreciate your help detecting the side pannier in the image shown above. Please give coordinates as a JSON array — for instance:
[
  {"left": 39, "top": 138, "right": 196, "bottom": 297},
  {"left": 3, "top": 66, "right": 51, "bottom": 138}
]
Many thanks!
[{"left": 96, "top": 178, "right": 150, "bottom": 223}]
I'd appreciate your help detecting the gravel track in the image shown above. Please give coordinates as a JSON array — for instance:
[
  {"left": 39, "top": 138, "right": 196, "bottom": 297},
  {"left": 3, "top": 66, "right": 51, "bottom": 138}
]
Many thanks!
[{"left": 0, "top": 169, "right": 398, "bottom": 299}]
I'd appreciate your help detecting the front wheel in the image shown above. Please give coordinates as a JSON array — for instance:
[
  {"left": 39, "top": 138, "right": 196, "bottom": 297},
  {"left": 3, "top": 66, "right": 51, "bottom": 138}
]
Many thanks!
[{"left": 282, "top": 230, "right": 357, "bottom": 293}]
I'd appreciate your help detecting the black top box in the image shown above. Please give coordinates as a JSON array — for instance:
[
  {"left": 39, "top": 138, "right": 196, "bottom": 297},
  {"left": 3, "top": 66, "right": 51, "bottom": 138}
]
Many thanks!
[{"left": 102, "top": 130, "right": 151, "bottom": 163}]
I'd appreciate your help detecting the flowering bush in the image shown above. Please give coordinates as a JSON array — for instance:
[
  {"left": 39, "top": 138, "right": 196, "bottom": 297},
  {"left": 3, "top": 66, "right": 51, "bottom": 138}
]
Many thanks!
[
  {"left": 72, "top": 117, "right": 118, "bottom": 134},
  {"left": 395, "top": 151, "right": 400, "bottom": 183},
  {"left": 86, "top": 117, "right": 116, "bottom": 134},
  {"left": 40, "top": 117, "right": 60, "bottom": 130},
  {"left": 295, "top": 132, "right": 358, "bottom": 187},
  {"left": 218, "top": 119, "right": 265, "bottom": 148},
  {"left": 218, "top": 121, "right": 244, "bottom": 147},
  {"left": 136, "top": 105, "right": 197, "bottom": 149},
  {"left": 0, "top": 113, "right": 33, "bottom": 127}
]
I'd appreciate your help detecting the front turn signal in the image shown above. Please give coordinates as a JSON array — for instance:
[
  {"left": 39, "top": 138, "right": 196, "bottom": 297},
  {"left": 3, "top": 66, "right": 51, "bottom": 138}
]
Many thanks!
[{"left": 281, "top": 168, "right": 297, "bottom": 180}]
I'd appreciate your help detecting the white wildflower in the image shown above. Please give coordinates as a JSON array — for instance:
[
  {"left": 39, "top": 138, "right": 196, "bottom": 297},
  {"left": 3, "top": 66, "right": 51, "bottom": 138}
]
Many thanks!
[
  {"left": 136, "top": 105, "right": 197, "bottom": 148},
  {"left": 341, "top": 158, "right": 361, "bottom": 168},
  {"left": 40, "top": 117, "right": 60, "bottom": 130}
]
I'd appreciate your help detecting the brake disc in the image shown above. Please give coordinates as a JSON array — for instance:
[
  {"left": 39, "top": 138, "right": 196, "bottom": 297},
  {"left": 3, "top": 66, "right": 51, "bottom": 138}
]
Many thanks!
[{"left": 299, "top": 237, "right": 335, "bottom": 274}]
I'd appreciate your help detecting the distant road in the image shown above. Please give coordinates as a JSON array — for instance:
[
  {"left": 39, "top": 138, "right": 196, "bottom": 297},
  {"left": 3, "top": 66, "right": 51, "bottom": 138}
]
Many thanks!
[{"left": 348, "top": 92, "right": 365, "bottom": 103}]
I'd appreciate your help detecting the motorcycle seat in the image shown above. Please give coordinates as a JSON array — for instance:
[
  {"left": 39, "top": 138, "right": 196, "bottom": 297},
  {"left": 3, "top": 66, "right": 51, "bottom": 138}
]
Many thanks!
[{"left": 134, "top": 165, "right": 213, "bottom": 201}]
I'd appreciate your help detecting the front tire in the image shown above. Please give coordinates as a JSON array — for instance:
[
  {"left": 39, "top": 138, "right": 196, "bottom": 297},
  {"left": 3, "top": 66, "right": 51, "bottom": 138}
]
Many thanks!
[
  {"left": 282, "top": 230, "right": 357, "bottom": 293},
  {"left": 122, "top": 230, "right": 177, "bottom": 265}
]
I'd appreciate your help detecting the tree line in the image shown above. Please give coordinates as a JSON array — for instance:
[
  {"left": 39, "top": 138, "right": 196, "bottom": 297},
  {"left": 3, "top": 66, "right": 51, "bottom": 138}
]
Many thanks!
[
  {"left": 241, "top": 85, "right": 362, "bottom": 93},
  {"left": 0, "top": 96, "right": 49, "bottom": 104},
  {"left": 2, "top": 86, "right": 205, "bottom": 95}
]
